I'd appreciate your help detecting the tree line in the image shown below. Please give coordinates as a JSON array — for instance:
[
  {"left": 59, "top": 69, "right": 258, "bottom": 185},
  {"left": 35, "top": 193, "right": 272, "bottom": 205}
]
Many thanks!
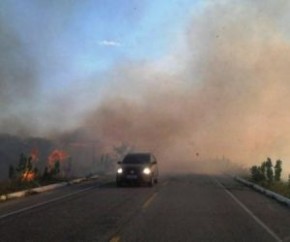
[
  {"left": 9, "top": 153, "right": 61, "bottom": 183},
  {"left": 250, "top": 157, "right": 283, "bottom": 184}
]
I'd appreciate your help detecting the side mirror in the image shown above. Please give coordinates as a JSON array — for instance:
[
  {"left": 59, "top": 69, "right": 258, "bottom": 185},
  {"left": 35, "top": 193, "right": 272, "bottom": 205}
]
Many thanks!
[{"left": 117, "top": 161, "right": 122, "bottom": 164}]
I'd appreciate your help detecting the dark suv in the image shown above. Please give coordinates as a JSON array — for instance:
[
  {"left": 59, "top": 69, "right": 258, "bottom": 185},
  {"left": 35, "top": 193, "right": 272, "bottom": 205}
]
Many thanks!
[{"left": 116, "top": 153, "right": 159, "bottom": 187}]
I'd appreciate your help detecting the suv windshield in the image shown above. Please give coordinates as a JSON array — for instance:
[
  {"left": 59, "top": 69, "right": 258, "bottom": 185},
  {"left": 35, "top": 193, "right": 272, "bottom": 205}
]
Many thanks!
[{"left": 123, "top": 154, "right": 150, "bottom": 164}]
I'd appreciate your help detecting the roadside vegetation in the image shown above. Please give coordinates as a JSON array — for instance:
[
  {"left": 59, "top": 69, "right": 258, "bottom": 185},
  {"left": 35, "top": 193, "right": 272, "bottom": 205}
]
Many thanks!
[
  {"left": 0, "top": 142, "right": 131, "bottom": 197},
  {"left": 0, "top": 153, "right": 67, "bottom": 196},
  {"left": 249, "top": 157, "right": 290, "bottom": 198}
]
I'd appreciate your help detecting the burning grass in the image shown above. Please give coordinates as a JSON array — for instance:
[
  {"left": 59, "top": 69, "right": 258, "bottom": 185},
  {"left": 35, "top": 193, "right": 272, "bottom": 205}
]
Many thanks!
[{"left": 1, "top": 149, "right": 71, "bottom": 197}]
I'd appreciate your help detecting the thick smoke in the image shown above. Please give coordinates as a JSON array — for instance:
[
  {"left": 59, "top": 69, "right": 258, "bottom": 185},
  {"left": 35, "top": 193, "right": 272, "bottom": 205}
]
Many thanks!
[
  {"left": 79, "top": 1, "right": 290, "bottom": 174},
  {"left": 2, "top": 1, "right": 290, "bottom": 175},
  {"left": 0, "top": 11, "right": 39, "bottom": 136}
]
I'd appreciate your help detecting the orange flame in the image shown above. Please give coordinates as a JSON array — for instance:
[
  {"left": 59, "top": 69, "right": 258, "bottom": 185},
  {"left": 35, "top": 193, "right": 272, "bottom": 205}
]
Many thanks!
[
  {"left": 48, "top": 149, "right": 69, "bottom": 166},
  {"left": 22, "top": 171, "right": 36, "bottom": 181},
  {"left": 30, "top": 148, "right": 39, "bottom": 162}
]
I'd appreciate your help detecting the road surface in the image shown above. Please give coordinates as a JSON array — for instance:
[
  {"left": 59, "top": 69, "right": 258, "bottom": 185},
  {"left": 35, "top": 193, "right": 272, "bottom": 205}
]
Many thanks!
[{"left": 1, "top": 174, "right": 290, "bottom": 242}]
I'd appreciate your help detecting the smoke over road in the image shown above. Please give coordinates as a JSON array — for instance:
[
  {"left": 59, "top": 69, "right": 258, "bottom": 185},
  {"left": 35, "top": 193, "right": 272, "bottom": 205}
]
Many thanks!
[
  {"left": 76, "top": 1, "right": 290, "bottom": 173},
  {"left": 2, "top": 1, "right": 290, "bottom": 174}
]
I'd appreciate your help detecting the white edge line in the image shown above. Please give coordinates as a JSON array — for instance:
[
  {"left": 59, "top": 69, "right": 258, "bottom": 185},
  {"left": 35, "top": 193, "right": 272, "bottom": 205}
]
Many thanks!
[
  {"left": 214, "top": 179, "right": 282, "bottom": 242},
  {"left": 235, "top": 176, "right": 290, "bottom": 206},
  {"left": 0, "top": 186, "right": 95, "bottom": 220}
]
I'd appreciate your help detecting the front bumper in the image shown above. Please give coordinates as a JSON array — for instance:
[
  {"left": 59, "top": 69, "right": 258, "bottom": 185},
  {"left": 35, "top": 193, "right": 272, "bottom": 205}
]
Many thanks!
[{"left": 116, "top": 173, "right": 152, "bottom": 183}]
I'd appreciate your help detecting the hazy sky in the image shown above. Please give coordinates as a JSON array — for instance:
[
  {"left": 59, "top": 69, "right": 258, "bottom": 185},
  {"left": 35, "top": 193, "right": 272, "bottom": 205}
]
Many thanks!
[
  {"left": 2, "top": 0, "right": 290, "bottom": 173},
  {"left": 0, "top": 0, "right": 203, "bottom": 133}
]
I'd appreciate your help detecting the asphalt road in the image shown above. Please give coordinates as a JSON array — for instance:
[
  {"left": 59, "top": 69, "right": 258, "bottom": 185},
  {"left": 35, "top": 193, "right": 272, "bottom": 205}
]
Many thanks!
[{"left": 1, "top": 174, "right": 290, "bottom": 242}]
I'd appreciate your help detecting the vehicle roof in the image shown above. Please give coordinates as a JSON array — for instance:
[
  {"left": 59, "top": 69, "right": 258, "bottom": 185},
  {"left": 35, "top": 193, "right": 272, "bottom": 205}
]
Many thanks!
[
  {"left": 125, "top": 152, "right": 152, "bottom": 156},
  {"left": 122, "top": 153, "right": 154, "bottom": 164}
]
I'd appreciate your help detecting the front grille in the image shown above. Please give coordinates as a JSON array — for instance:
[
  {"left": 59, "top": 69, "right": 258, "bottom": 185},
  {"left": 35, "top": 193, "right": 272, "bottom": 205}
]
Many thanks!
[{"left": 123, "top": 167, "right": 141, "bottom": 175}]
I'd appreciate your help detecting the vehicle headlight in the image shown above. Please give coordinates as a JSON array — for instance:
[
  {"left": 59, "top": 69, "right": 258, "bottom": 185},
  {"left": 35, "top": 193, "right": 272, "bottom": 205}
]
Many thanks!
[
  {"left": 117, "top": 168, "right": 123, "bottom": 174},
  {"left": 143, "top": 167, "right": 151, "bottom": 175}
]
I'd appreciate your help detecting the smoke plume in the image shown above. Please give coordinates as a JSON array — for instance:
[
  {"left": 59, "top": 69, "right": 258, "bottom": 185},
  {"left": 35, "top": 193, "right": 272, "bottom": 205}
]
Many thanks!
[
  {"left": 2, "top": 1, "right": 290, "bottom": 175},
  {"left": 79, "top": 1, "right": 290, "bottom": 173},
  {"left": 0, "top": 16, "right": 39, "bottom": 135}
]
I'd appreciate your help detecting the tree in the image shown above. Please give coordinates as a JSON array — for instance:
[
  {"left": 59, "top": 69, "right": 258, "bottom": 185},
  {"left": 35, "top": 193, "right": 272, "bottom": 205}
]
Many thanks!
[
  {"left": 250, "top": 165, "right": 264, "bottom": 182},
  {"left": 274, "top": 159, "right": 282, "bottom": 182},
  {"left": 33, "top": 167, "right": 39, "bottom": 179},
  {"left": 22, "top": 157, "right": 33, "bottom": 181},
  {"left": 265, "top": 157, "right": 273, "bottom": 183},
  {"left": 9, "top": 165, "right": 15, "bottom": 179},
  {"left": 260, "top": 161, "right": 267, "bottom": 180},
  {"left": 42, "top": 166, "right": 50, "bottom": 180},
  {"left": 16, "top": 153, "right": 27, "bottom": 174},
  {"left": 52, "top": 160, "right": 60, "bottom": 176}
]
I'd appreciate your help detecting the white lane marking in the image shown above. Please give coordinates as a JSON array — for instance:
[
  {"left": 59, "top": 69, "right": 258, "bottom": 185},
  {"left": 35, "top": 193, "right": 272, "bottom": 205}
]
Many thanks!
[
  {"left": 142, "top": 192, "right": 158, "bottom": 209},
  {"left": 0, "top": 186, "right": 96, "bottom": 220},
  {"left": 214, "top": 179, "right": 282, "bottom": 242},
  {"left": 109, "top": 236, "right": 120, "bottom": 242}
]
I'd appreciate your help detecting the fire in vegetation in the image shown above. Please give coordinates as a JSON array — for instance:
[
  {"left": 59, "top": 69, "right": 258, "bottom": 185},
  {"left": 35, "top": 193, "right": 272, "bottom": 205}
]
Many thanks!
[
  {"left": 21, "top": 171, "right": 36, "bottom": 182},
  {"left": 48, "top": 149, "right": 69, "bottom": 169},
  {"left": 45, "top": 149, "right": 70, "bottom": 178},
  {"left": 9, "top": 148, "right": 71, "bottom": 184},
  {"left": 30, "top": 148, "right": 39, "bottom": 163},
  {"left": 19, "top": 149, "right": 39, "bottom": 181}
]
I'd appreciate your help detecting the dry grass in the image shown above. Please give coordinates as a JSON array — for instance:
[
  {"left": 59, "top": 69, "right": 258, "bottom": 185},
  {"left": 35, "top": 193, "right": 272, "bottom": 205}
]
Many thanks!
[{"left": 267, "top": 182, "right": 290, "bottom": 198}]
